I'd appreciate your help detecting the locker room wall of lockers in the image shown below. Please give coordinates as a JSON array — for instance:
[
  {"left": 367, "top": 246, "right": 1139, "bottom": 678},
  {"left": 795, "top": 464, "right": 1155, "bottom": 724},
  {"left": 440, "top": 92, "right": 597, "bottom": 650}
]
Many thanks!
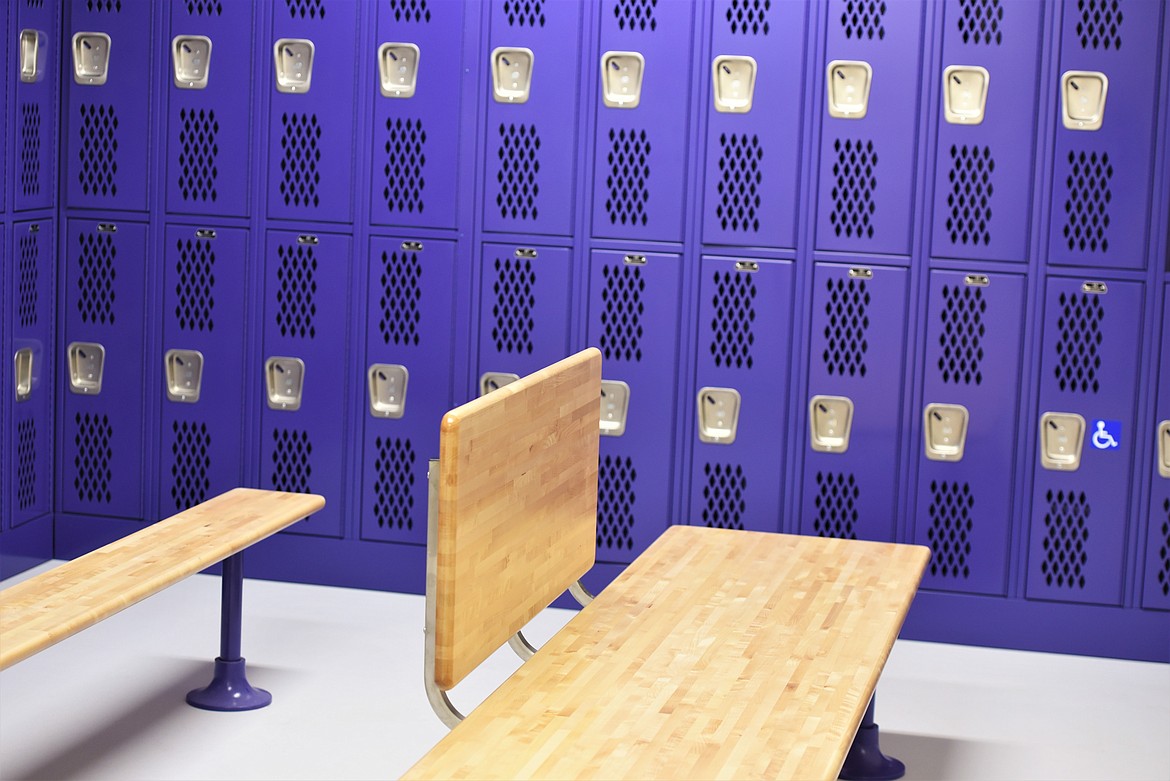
[{"left": 0, "top": 0, "right": 1167, "bottom": 660}]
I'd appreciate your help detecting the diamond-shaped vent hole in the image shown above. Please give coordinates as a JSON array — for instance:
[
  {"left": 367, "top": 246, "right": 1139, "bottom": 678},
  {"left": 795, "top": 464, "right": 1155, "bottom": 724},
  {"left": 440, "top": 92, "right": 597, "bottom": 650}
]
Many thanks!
[
  {"left": 1041, "top": 489, "right": 1090, "bottom": 589},
  {"left": 496, "top": 124, "right": 541, "bottom": 221},
  {"left": 170, "top": 421, "right": 212, "bottom": 512},
  {"left": 178, "top": 108, "right": 219, "bottom": 203},
  {"left": 389, "top": 0, "right": 431, "bottom": 22},
  {"left": 185, "top": 0, "right": 223, "bottom": 15},
  {"left": 598, "top": 455, "right": 636, "bottom": 551},
  {"left": 503, "top": 0, "right": 545, "bottom": 26},
  {"left": 373, "top": 437, "right": 417, "bottom": 530},
  {"left": 813, "top": 471, "right": 860, "bottom": 539},
  {"left": 727, "top": 0, "right": 772, "bottom": 35},
  {"left": 271, "top": 429, "right": 313, "bottom": 494},
  {"left": 18, "top": 233, "right": 40, "bottom": 328},
  {"left": 384, "top": 118, "right": 426, "bottom": 214},
  {"left": 1076, "top": 0, "right": 1123, "bottom": 49},
  {"left": 17, "top": 418, "right": 38, "bottom": 511},
  {"left": 710, "top": 270, "right": 756, "bottom": 370},
  {"left": 1054, "top": 292, "right": 1104, "bottom": 394},
  {"left": 77, "top": 231, "right": 117, "bottom": 326},
  {"left": 78, "top": 104, "right": 118, "bottom": 198},
  {"left": 957, "top": 0, "right": 1003, "bottom": 44},
  {"left": 280, "top": 113, "right": 322, "bottom": 209},
  {"left": 86, "top": 0, "right": 122, "bottom": 11},
  {"left": 21, "top": 104, "right": 42, "bottom": 197},
  {"left": 927, "top": 481, "right": 974, "bottom": 578},
  {"left": 841, "top": 0, "right": 886, "bottom": 39},
  {"left": 615, "top": 0, "right": 658, "bottom": 31},
  {"left": 378, "top": 250, "right": 423, "bottom": 347},
  {"left": 822, "top": 277, "right": 870, "bottom": 377},
  {"left": 946, "top": 145, "right": 994, "bottom": 246},
  {"left": 605, "top": 128, "right": 651, "bottom": 227},
  {"left": 276, "top": 244, "right": 318, "bottom": 339},
  {"left": 938, "top": 284, "right": 986, "bottom": 385},
  {"left": 599, "top": 264, "right": 645, "bottom": 363},
  {"left": 285, "top": 0, "right": 325, "bottom": 19},
  {"left": 716, "top": 134, "right": 763, "bottom": 233},
  {"left": 830, "top": 138, "right": 877, "bottom": 239},
  {"left": 1062, "top": 150, "right": 1113, "bottom": 253},
  {"left": 74, "top": 413, "right": 114, "bottom": 504},
  {"left": 1157, "top": 498, "right": 1170, "bottom": 597},
  {"left": 176, "top": 238, "right": 216, "bottom": 332},
  {"left": 491, "top": 257, "right": 536, "bottom": 355},
  {"left": 701, "top": 463, "right": 747, "bottom": 530}
]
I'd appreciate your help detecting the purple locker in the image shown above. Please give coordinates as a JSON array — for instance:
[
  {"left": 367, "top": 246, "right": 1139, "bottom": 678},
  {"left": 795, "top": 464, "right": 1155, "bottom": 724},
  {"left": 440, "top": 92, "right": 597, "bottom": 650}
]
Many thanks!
[
  {"left": 9, "top": 219, "right": 54, "bottom": 527},
  {"left": 2, "top": 17, "right": 7, "bottom": 213},
  {"left": 1047, "top": 0, "right": 1163, "bottom": 269},
  {"left": 158, "top": 226, "right": 248, "bottom": 519},
  {"left": 259, "top": 230, "right": 350, "bottom": 537},
  {"left": 165, "top": 1, "right": 255, "bottom": 217},
  {"left": 62, "top": 219, "right": 147, "bottom": 519},
  {"left": 587, "top": 249, "right": 682, "bottom": 564},
  {"left": 13, "top": 0, "right": 58, "bottom": 212},
  {"left": 65, "top": 1, "right": 153, "bottom": 212},
  {"left": 267, "top": 0, "right": 358, "bottom": 224},
  {"left": 914, "top": 271, "right": 1026, "bottom": 595},
  {"left": 800, "top": 263, "right": 908, "bottom": 541},
  {"left": 930, "top": 0, "right": 1044, "bottom": 262},
  {"left": 1141, "top": 284, "right": 1170, "bottom": 610},
  {"left": 370, "top": 1, "right": 465, "bottom": 230},
  {"left": 1026, "top": 277, "right": 1144, "bottom": 605},
  {"left": 482, "top": 0, "right": 583, "bottom": 236},
  {"left": 702, "top": 1, "right": 807, "bottom": 249},
  {"left": 688, "top": 257, "right": 794, "bottom": 533},
  {"left": 476, "top": 242, "right": 572, "bottom": 381},
  {"left": 360, "top": 236, "right": 455, "bottom": 544},
  {"left": 591, "top": 0, "right": 695, "bottom": 243},
  {"left": 816, "top": 0, "right": 925, "bottom": 256}
]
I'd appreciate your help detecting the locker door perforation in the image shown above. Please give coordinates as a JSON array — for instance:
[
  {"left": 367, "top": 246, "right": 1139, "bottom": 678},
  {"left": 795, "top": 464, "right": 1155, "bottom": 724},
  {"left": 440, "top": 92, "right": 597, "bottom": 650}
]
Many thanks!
[
  {"left": 85, "top": 0, "right": 123, "bottom": 11},
  {"left": 377, "top": 250, "right": 422, "bottom": 347},
  {"left": 599, "top": 264, "right": 645, "bottom": 362},
  {"left": 701, "top": 463, "right": 747, "bottom": 530},
  {"left": 1053, "top": 292, "right": 1104, "bottom": 394},
  {"left": 822, "top": 277, "right": 869, "bottom": 377},
  {"left": 711, "top": 270, "right": 756, "bottom": 369},
  {"left": 285, "top": 0, "right": 326, "bottom": 20},
  {"left": 26, "top": 0, "right": 46, "bottom": 7},
  {"left": 176, "top": 239, "right": 216, "bottom": 332},
  {"left": 77, "top": 232, "right": 117, "bottom": 326},
  {"left": 491, "top": 257, "right": 536, "bottom": 355},
  {"left": 957, "top": 0, "right": 1003, "bottom": 45},
  {"left": 813, "top": 471, "right": 859, "bottom": 540},
  {"left": 16, "top": 419, "right": 38, "bottom": 511},
  {"left": 74, "top": 413, "right": 114, "bottom": 504},
  {"left": 829, "top": 139, "right": 877, "bottom": 239},
  {"left": 276, "top": 244, "right": 319, "bottom": 339},
  {"left": 727, "top": 0, "right": 772, "bottom": 35},
  {"left": 271, "top": 429, "right": 313, "bottom": 493},
  {"left": 614, "top": 0, "right": 658, "bottom": 31},
  {"left": 502, "top": 0, "right": 545, "bottom": 27},
  {"left": 495, "top": 124, "right": 541, "bottom": 221},
  {"left": 78, "top": 104, "right": 119, "bottom": 198},
  {"left": 927, "top": 480, "right": 974, "bottom": 578},
  {"left": 1158, "top": 498, "right": 1170, "bottom": 597},
  {"left": 169, "top": 421, "right": 212, "bottom": 512},
  {"left": 1062, "top": 151, "right": 1113, "bottom": 254},
  {"left": 716, "top": 134, "right": 763, "bottom": 233},
  {"left": 1040, "top": 489, "right": 1090, "bottom": 589},
  {"left": 598, "top": 455, "right": 636, "bottom": 551},
  {"left": 18, "top": 233, "right": 40, "bottom": 328},
  {"left": 938, "top": 284, "right": 986, "bottom": 385},
  {"left": 840, "top": 0, "right": 886, "bottom": 40},
  {"left": 185, "top": 0, "right": 224, "bottom": 15},
  {"left": 20, "top": 104, "right": 42, "bottom": 197},
  {"left": 946, "top": 145, "right": 994, "bottom": 246},
  {"left": 605, "top": 128, "right": 651, "bottom": 227},
  {"left": 1076, "top": 0, "right": 1123, "bottom": 50},
  {"left": 178, "top": 109, "right": 220, "bottom": 204},
  {"left": 383, "top": 118, "right": 426, "bottom": 214},
  {"left": 373, "top": 437, "right": 416, "bottom": 530},
  {"left": 279, "top": 113, "right": 322, "bottom": 209}
]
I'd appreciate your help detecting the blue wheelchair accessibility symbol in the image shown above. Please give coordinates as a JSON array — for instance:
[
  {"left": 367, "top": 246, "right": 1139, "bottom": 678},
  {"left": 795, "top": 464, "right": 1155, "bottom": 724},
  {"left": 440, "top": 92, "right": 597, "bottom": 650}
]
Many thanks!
[{"left": 1090, "top": 419, "right": 1121, "bottom": 451}]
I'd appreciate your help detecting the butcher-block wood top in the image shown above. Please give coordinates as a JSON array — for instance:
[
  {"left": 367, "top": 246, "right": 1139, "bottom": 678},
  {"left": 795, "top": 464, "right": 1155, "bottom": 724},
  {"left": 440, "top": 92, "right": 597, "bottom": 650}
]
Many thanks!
[
  {"left": 435, "top": 348, "right": 601, "bottom": 690},
  {"left": 0, "top": 488, "right": 325, "bottom": 671},
  {"left": 405, "top": 525, "right": 930, "bottom": 781}
]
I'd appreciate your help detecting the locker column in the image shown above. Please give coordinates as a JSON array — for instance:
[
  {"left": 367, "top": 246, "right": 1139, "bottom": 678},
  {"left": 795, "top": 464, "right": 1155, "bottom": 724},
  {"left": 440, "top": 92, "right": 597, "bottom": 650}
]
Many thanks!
[{"left": 1142, "top": 284, "right": 1170, "bottom": 610}]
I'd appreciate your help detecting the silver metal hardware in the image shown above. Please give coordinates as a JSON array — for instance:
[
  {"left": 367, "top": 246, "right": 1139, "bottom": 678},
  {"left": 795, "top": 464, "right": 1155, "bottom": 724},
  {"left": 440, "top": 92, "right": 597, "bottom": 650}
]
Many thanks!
[
  {"left": 735, "top": 261, "right": 759, "bottom": 273},
  {"left": 20, "top": 29, "right": 47, "bottom": 83},
  {"left": 600, "top": 380, "right": 631, "bottom": 437},
  {"left": 368, "top": 363, "right": 409, "bottom": 419},
  {"left": 568, "top": 580, "right": 594, "bottom": 607},
  {"left": 923, "top": 403, "right": 969, "bottom": 462},
  {"left": 274, "top": 38, "right": 315, "bottom": 93},
  {"left": 378, "top": 42, "right": 420, "bottom": 98},
  {"left": 164, "top": 349, "right": 204, "bottom": 403},
  {"left": 943, "top": 65, "right": 989, "bottom": 125},
  {"left": 97, "top": 223, "right": 117, "bottom": 232},
  {"left": 601, "top": 50, "right": 645, "bottom": 108},
  {"left": 1061, "top": 70, "right": 1108, "bottom": 131},
  {"left": 515, "top": 247, "right": 538, "bottom": 259},
  {"left": 1039, "top": 412, "right": 1086, "bottom": 471},
  {"left": 491, "top": 47, "right": 534, "bottom": 103},
  {"left": 68, "top": 342, "right": 106, "bottom": 395},
  {"left": 296, "top": 234, "right": 319, "bottom": 245},
  {"left": 809, "top": 395, "right": 854, "bottom": 453},
  {"left": 1082, "top": 281, "right": 1108, "bottom": 294},
  {"left": 848, "top": 267, "right": 873, "bottom": 279},
  {"left": 265, "top": 356, "right": 305, "bottom": 411},
  {"left": 425, "top": 459, "right": 465, "bottom": 728},
  {"left": 697, "top": 387, "right": 742, "bottom": 445},
  {"left": 623, "top": 254, "right": 647, "bottom": 266},
  {"left": 172, "top": 35, "right": 212, "bottom": 89},
  {"left": 401, "top": 240, "right": 423, "bottom": 252},
  {"left": 1158, "top": 421, "right": 1170, "bottom": 479},
  {"left": 479, "top": 371, "right": 519, "bottom": 397},
  {"left": 72, "top": 32, "right": 111, "bottom": 86},
  {"left": 29, "top": 224, "right": 40, "bottom": 233},
  {"left": 507, "top": 631, "right": 537, "bottom": 661},
  {"left": 964, "top": 274, "right": 990, "bottom": 287},
  {"left": 826, "top": 60, "right": 872, "bottom": 119},
  {"left": 14, "top": 349, "right": 34, "bottom": 402},
  {"left": 712, "top": 54, "right": 757, "bottom": 113},
  {"left": 195, "top": 229, "right": 216, "bottom": 239}
]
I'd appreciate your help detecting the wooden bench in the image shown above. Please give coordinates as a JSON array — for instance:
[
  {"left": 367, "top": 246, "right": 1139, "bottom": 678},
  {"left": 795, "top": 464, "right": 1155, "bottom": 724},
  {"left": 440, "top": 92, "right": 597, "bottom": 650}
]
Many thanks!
[
  {"left": 404, "top": 349, "right": 930, "bottom": 780},
  {"left": 0, "top": 487, "right": 325, "bottom": 710}
]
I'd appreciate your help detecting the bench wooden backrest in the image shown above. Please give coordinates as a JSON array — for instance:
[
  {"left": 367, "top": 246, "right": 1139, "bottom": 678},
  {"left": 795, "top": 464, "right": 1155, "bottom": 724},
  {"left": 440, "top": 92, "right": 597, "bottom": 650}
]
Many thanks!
[{"left": 433, "top": 348, "right": 601, "bottom": 690}]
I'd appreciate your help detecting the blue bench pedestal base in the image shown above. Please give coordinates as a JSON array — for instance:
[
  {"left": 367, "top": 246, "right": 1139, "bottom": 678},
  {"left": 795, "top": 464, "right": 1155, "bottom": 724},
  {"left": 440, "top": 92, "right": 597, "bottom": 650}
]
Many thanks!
[{"left": 839, "top": 696, "right": 905, "bottom": 781}]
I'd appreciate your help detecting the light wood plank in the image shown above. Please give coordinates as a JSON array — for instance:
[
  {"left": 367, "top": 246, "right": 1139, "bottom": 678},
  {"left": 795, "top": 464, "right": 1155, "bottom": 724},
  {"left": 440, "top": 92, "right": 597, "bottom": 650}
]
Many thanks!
[
  {"left": 406, "top": 525, "right": 929, "bottom": 781},
  {"left": 0, "top": 488, "right": 325, "bottom": 670},
  {"left": 436, "top": 348, "right": 601, "bottom": 690}
]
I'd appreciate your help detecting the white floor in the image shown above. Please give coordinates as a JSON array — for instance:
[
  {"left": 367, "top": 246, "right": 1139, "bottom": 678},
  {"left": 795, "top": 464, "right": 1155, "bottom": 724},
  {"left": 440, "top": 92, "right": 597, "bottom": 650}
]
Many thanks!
[{"left": 1, "top": 561, "right": 1167, "bottom": 781}]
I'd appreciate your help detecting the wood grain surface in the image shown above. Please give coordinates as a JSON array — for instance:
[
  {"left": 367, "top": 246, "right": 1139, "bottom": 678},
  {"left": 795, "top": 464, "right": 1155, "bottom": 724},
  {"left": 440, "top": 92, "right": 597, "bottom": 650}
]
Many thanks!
[
  {"left": 406, "top": 525, "right": 930, "bottom": 781},
  {"left": 435, "top": 348, "right": 601, "bottom": 690},
  {"left": 0, "top": 488, "right": 325, "bottom": 670}
]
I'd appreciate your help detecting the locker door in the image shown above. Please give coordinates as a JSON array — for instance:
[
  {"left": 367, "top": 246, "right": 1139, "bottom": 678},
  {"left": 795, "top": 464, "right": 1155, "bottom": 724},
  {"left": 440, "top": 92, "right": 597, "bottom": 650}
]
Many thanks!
[
  {"left": 1047, "top": 0, "right": 1163, "bottom": 269},
  {"left": 2, "top": 16, "right": 7, "bottom": 212},
  {"left": 65, "top": 1, "right": 153, "bottom": 211},
  {"left": 477, "top": 243, "right": 572, "bottom": 382},
  {"left": 816, "top": 0, "right": 925, "bottom": 256},
  {"left": 587, "top": 250, "right": 682, "bottom": 563},
  {"left": 591, "top": 0, "right": 695, "bottom": 243},
  {"left": 930, "top": 0, "right": 1044, "bottom": 262},
  {"left": 482, "top": 0, "right": 583, "bottom": 236},
  {"left": 165, "top": 0, "right": 254, "bottom": 217},
  {"left": 914, "top": 271, "right": 1026, "bottom": 595},
  {"left": 370, "top": 1, "right": 465, "bottom": 230},
  {"left": 1141, "top": 284, "right": 1170, "bottom": 610},
  {"left": 259, "top": 230, "right": 350, "bottom": 537},
  {"left": 702, "top": 1, "right": 807, "bottom": 249},
  {"left": 1027, "top": 278, "right": 1143, "bottom": 605},
  {"left": 267, "top": 0, "right": 359, "bottom": 224},
  {"left": 688, "top": 257, "right": 794, "bottom": 533},
  {"left": 13, "top": 0, "right": 59, "bottom": 212},
  {"left": 360, "top": 237, "right": 455, "bottom": 543},
  {"left": 800, "top": 263, "right": 908, "bottom": 541},
  {"left": 9, "top": 220, "right": 54, "bottom": 527},
  {"left": 158, "top": 226, "right": 247, "bottom": 518},
  {"left": 62, "top": 219, "right": 147, "bottom": 519}
]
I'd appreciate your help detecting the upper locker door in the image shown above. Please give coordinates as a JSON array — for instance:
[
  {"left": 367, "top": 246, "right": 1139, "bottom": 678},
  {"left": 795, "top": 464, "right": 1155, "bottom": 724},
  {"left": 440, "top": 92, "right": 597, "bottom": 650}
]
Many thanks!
[
  {"left": 370, "top": 1, "right": 465, "bottom": 230},
  {"left": 65, "top": 0, "right": 153, "bottom": 212},
  {"left": 816, "top": 0, "right": 925, "bottom": 257},
  {"left": 1047, "top": 0, "right": 1163, "bottom": 270},
  {"left": 267, "top": 0, "right": 358, "bottom": 224},
  {"left": 930, "top": 0, "right": 1044, "bottom": 262},
  {"left": 702, "top": 1, "right": 807, "bottom": 250},
  {"left": 1027, "top": 277, "right": 1143, "bottom": 605},
  {"left": 165, "top": 0, "right": 255, "bottom": 218},
  {"left": 482, "top": 1, "right": 583, "bottom": 237},
  {"left": 13, "top": 0, "right": 59, "bottom": 212},
  {"left": 591, "top": 0, "right": 694, "bottom": 243},
  {"left": 1142, "top": 284, "right": 1170, "bottom": 610}
]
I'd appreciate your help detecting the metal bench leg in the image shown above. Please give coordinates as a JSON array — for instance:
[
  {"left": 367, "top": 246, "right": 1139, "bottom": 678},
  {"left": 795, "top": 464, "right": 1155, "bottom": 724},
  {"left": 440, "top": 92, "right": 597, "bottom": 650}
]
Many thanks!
[
  {"left": 186, "top": 552, "right": 272, "bottom": 711},
  {"left": 839, "top": 693, "right": 904, "bottom": 781}
]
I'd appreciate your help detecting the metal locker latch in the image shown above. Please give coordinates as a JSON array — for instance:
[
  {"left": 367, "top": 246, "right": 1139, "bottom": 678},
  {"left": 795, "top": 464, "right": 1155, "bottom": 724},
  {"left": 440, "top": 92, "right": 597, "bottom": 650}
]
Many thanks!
[
  {"left": 14, "top": 349, "right": 34, "bottom": 401},
  {"left": 923, "top": 403, "right": 969, "bottom": 461},
  {"left": 600, "top": 380, "right": 631, "bottom": 437},
  {"left": 20, "top": 29, "right": 47, "bottom": 83},
  {"left": 265, "top": 357, "right": 305, "bottom": 411},
  {"left": 809, "top": 395, "right": 854, "bottom": 453},
  {"left": 712, "top": 55, "right": 756, "bottom": 113},
  {"left": 601, "top": 51, "right": 645, "bottom": 109},
  {"left": 368, "top": 363, "right": 409, "bottom": 418},
  {"left": 72, "top": 32, "right": 111, "bottom": 86},
  {"left": 943, "top": 65, "right": 989, "bottom": 125},
  {"left": 1061, "top": 71, "right": 1108, "bottom": 131},
  {"left": 826, "top": 60, "right": 871, "bottom": 119},
  {"left": 479, "top": 371, "right": 519, "bottom": 396},
  {"left": 164, "top": 349, "right": 204, "bottom": 403},
  {"left": 378, "top": 43, "right": 420, "bottom": 98},
  {"left": 1039, "top": 412, "right": 1086, "bottom": 471},
  {"left": 172, "top": 35, "right": 212, "bottom": 90},
  {"left": 491, "top": 47, "right": 534, "bottom": 104},
  {"left": 68, "top": 342, "right": 106, "bottom": 394},
  {"left": 1158, "top": 421, "right": 1170, "bottom": 479},
  {"left": 274, "top": 38, "right": 315, "bottom": 93},
  {"left": 697, "top": 387, "right": 741, "bottom": 445}
]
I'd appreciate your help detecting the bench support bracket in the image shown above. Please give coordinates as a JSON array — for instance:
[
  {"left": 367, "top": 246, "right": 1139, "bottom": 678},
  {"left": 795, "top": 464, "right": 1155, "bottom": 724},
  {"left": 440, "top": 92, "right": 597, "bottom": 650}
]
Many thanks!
[{"left": 838, "top": 694, "right": 905, "bottom": 781}]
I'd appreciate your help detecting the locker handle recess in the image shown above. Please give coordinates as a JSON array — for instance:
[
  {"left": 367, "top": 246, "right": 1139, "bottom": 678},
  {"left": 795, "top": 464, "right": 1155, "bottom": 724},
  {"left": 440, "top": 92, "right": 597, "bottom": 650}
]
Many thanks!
[
  {"left": 274, "top": 38, "right": 315, "bottom": 93},
  {"left": 72, "top": 32, "right": 111, "bottom": 86},
  {"left": 14, "top": 349, "right": 34, "bottom": 402},
  {"left": 809, "top": 395, "right": 853, "bottom": 453},
  {"left": 20, "top": 29, "right": 47, "bottom": 83},
  {"left": 479, "top": 371, "right": 519, "bottom": 397},
  {"left": 68, "top": 342, "right": 105, "bottom": 395},
  {"left": 97, "top": 223, "right": 117, "bottom": 232},
  {"left": 164, "top": 349, "right": 204, "bottom": 403},
  {"left": 923, "top": 403, "right": 969, "bottom": 462},
  {"left": 1082, "top": 281, "right": 1107, "bottom": 294},
  {"left": 402, "top": 241, "right": 424, "bottom": 252},
  {"left": 1159, "top": 421, "right": 1170, "bottom": 479},
  {"left": 848, "top": 267, "right": 873, "bottom": 279},
  {"left": 697, "top": 387, "right": 741, "bottom": 445},
  {"left": 735, "top": 261, "right": 759, "bottom": 273},
  {"left": 515, "top": 247, "right": 538, "bottom": 259},
  {"left": 1039, "top": 412, "right": 1085, "bottom": 471},
  {"left": 172, "top": 35, "right": 212, "bottom": 90},
  {"left": 196, "top": 229, "right": 217, "bottom": 239},
  {"left": 964, "top": 274, "right": 989, "bottom": 287},
  {"left": 600, "top": 380, "right": 631, "bottom": 437},
  {"left": 265, "top": 357, "right": 305, "bottom": 411},
  {"left": 624, "top": 254, "right": 647, "bottom": 266},
  {"left": 378, "top": 42, "right": 420, "bottom": 99},
  {"left": 297, "top": 234, "right": 319, "bottom": 245},
  {"left": 368, "top": 363, "right": 409, "bottom": 419}
]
